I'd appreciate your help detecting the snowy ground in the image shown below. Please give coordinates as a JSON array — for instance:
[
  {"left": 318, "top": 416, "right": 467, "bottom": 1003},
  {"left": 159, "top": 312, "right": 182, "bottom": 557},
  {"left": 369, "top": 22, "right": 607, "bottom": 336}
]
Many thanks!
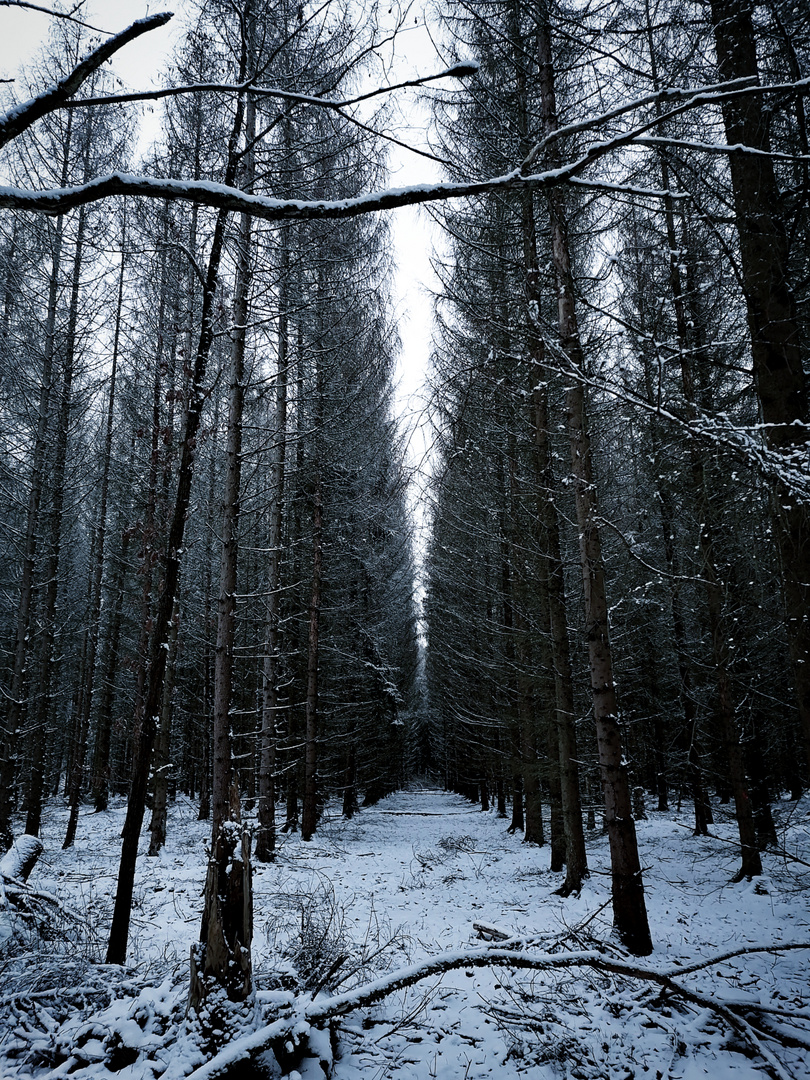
[{"left": 1, "top": 787, "right": 809, "bottom": 1079}]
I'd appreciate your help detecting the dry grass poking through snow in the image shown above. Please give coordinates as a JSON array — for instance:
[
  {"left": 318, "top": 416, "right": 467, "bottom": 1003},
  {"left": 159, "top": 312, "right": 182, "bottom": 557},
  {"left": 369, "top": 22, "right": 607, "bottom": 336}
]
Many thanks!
[{"left": 1, "top": 788, "right": 809, "bottom": 1079}]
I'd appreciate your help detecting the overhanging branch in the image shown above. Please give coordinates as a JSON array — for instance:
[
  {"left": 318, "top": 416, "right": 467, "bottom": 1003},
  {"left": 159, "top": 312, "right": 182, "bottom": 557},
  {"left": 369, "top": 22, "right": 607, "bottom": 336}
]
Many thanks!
[{"left": 0, "top": 12, "right": 173, "bottom": 150}]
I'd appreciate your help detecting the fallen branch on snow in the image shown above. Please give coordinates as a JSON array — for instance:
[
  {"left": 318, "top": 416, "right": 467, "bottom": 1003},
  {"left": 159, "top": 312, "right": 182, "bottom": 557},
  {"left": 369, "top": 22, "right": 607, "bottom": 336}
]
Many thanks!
[{"left": 184, "top": 940, "right": 810, "bottom": 1080}]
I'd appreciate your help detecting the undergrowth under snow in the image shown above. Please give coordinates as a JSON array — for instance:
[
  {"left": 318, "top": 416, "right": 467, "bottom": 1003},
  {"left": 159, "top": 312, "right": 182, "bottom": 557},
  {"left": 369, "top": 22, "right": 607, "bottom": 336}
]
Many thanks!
[{"left": 1, "top": 787, "right": 809, "bottom": 1079}]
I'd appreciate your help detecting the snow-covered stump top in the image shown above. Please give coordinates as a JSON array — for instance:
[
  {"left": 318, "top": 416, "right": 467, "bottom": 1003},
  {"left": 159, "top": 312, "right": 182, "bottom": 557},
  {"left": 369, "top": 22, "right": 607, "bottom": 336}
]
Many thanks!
[{"left": 0, "top": 834, "right": 43, "bottom": 884}]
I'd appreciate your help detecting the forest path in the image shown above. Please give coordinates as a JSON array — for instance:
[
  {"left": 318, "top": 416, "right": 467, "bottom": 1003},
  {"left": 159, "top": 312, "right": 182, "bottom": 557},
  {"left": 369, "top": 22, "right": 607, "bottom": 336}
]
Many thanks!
[
  {"left": 257, "top": 786, "right": 562, "bottom": 972},
  {"left": 262, "top": 786, "right": 564, "bottom": 1079},
  {"left": 257, "top": 788, "right": 810, "bottom": 1080},
  {"left": 11, "top": 790, "right": 810, "bottom": 1080}
]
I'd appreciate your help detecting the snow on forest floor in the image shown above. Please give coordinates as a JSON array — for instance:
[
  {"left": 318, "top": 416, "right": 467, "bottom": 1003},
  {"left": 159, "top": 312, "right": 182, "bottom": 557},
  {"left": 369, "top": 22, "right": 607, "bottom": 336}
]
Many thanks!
[{"left": 2, "top": 787, "right": 810, "bottom": 1079}]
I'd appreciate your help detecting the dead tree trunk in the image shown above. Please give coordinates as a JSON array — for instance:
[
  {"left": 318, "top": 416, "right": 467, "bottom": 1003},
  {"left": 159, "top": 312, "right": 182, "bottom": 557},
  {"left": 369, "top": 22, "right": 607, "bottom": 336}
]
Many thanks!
[
  {"left": 0, "top": 834, "right": 43, "bottom": 884},
  {"left": 188, "top": 821, "right": 253, "bottom": 1021}
]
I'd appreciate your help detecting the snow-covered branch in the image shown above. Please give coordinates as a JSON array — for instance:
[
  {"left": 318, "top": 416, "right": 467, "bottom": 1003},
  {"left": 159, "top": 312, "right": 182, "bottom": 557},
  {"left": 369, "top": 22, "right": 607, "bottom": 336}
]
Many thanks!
[
  {"left": 185, "top": 940, "right": 810, "bottom": 1080},
  {"left": 2, "top": 13, "right": 809, "bottom": 226},
  {"left": 0, "top": 168, "right": 567, "bottom": 220},
  {"left": 0, "top": 12, "right": 172, "bottom": 150}
]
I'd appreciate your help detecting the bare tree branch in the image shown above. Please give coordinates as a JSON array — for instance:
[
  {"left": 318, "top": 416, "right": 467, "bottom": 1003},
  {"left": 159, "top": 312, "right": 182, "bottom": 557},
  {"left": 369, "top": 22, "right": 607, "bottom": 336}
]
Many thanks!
[
  {"left": 521, "top": 74, "right": 810, "bottom": 172},
  {"left": 0, "top": 11, "right": 172, "bottom": 150},
  {"left": 183, "top": 941, "right": 810, "bottom": 1080},
  {"left": 0, "top": 0, "right": 103, "bottom": 33},
  {"left": 62, "top": 62, "right": 480, "bottom": 112}
]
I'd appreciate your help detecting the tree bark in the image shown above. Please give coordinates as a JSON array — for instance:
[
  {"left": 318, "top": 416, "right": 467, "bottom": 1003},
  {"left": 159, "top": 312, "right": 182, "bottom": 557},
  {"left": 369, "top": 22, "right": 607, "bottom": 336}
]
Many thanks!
[
  {"left": 301, "top": 473, "right": 323, "bottom": 842},
  {"left": 709, "top": 0, "right": 810, "bottom": 777},
  {"left": 188, "top": 824, "right": 253, "bottom": 1018},
  {"left": 537, "top": 6, "right": 651, "bottom": 954},
  {"left": 148, "top": 602, "right": 180, "bottom": 855}
]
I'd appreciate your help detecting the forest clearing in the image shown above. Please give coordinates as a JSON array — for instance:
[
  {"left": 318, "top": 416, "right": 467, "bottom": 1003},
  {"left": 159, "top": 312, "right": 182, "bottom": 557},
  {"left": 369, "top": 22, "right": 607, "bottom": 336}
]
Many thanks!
[{"left": 1, "top": 787, "right": 809, "bottom": 1079}]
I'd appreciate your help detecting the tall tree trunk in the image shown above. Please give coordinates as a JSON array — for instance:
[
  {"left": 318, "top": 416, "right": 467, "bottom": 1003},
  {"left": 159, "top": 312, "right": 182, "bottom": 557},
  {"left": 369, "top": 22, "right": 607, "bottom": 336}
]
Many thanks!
[
  {"left": 508, "top": 450, "right": 544, "bottom": 847},
  {"left": 148, "top": 602, "right": 180, "bottom": 856},
  {"left": 516, "top": 645, "right": 543, "bottom": 846},
  {"left": 509, "top": 0, "right": 587, "bottom": 884},
  {"left": 523, "top": 220, "right": 588, "bottom": 893},
  {"left": 283, "top": 334, "right": 306, "bottom": 834},
  {"left": 301, "top": 472, "right": 323, "bottom": 842},
  {"left": 256, "top": 224, "right": 290, "bottom": 863},
  {"left": 190, "top": 18, "right": 256, "bottom": 1010},
  {"left": 106, "top": 80, "right": 248, "bottom": 965},
  {"left": 709, "top": 0, "right": 810, "bottom": 777},
  {"left": 536, "top": 6, "right": 651, "bottom": 954},
  {"left": 498, "top": 514, "right": 524, "bottom": 836},
  {"left": 197, "top": 399, "right": 219, "bottom": 823}
]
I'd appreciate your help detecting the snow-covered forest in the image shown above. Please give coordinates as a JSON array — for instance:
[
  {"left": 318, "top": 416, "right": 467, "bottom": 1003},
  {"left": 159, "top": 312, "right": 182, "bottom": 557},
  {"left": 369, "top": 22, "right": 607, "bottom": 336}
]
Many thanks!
[{"left": 0, "top": 0, "right": 809, "bottom": 1077}]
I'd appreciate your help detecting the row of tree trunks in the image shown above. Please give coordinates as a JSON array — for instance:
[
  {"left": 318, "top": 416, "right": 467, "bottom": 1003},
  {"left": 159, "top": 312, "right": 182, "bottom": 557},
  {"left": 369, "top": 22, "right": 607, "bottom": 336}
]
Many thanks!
[
  {"left": 105, "top": 70, "right": 249, "bottom": 963},
  {"left": 0, "top": 112, "right": 73, "bottom": 853},
  {"left": 638, "top": 0, "right": 755, "bottom": 869},
  {"left": 64, "top": 216, "right": 126, "bottom": 849},
  {"left": 24, "top": 117, "right": 93, "bottom": 837}
]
